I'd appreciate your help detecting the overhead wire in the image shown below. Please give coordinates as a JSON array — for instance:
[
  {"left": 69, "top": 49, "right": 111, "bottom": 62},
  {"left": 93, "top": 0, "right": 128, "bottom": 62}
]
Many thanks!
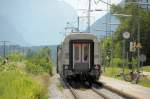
[
  {"left": 94, "top": 0, "right": 100, "bottom": 5},
  {"left": 96, "top": 0, "right": 112, "bottom": 6}
]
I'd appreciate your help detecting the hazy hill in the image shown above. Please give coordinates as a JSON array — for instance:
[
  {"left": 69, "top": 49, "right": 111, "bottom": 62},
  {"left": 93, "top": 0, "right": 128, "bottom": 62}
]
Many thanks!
[
  {"left": 24, "top": 45, "right": 57, "bottom": 64},
  {"left": 89, "top": 0, "right": 125, "bottom": 37},
  {"left": 90, "top": 13, "right": 120, "bottom": 37},
  {"left": 49, "top": 45, "right": 57, "bottom": 65},
  {"left": 0, "top": 0, "right": 77, "bottom": 46},
  {"left": 0, "top": 16, "right": 27, "bottom": 45}
]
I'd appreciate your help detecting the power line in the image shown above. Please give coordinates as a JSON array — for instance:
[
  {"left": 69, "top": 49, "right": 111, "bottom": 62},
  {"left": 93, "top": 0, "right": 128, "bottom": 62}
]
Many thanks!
[{"left": 98, "top": 0, "right": 112, "bottom": 6}]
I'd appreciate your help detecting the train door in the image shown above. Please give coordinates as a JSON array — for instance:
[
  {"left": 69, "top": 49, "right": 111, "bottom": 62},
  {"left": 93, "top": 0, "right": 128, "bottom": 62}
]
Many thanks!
[{"left": 73, "top": 43, "right": 90, "bottom": 72}]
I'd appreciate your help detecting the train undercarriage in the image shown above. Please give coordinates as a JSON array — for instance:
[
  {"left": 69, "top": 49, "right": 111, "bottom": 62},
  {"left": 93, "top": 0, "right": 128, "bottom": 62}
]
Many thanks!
[{"left": 62, "top": 65, "right": 101, "bottom": 86}]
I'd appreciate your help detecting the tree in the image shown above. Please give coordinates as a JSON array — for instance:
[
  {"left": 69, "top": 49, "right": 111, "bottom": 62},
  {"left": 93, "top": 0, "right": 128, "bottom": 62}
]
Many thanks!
[{"left": 111, "top": 4, "right": 150, "bottom": 65}]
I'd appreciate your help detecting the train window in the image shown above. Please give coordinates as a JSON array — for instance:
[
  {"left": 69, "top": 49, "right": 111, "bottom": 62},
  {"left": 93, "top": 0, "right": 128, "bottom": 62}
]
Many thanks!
[
  {"left": 74, "top": 44, "right": 81, "bottom": 62},
  {"left": 82, "top": 44, "right": 89, "bottom": 63}
]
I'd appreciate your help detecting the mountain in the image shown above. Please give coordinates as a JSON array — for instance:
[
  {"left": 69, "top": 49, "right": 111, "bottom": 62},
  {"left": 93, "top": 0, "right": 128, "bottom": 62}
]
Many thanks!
[
  {"left": 24, "top": 45, "right": 57, "bottom": 65},
  {"left": 0, "top": 16, "right": 28, "bottom": 45},
  {"left": 90, "top": 13, "right": 120, "bottom": 37},
  {"left": 49, "top": 45, "right": 57, "bottom": 65},
  {"left": 89, "top": 0, "right": 126, "bottom": 37},
  {"left": 0, "top": 0, "right": 77, "bottom": 46},
  {"left": 0, "top": 44, "right": 57, "bottom": 64}
]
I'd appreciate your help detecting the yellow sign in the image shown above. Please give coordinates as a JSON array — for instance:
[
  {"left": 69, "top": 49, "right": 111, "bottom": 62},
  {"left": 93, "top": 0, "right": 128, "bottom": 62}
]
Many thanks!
[
  {"left": 136, "top": 43, "right": 142, "bottom": 48},
  {"left": 133, "top": 42, "right": 136, "bottom": 48}
]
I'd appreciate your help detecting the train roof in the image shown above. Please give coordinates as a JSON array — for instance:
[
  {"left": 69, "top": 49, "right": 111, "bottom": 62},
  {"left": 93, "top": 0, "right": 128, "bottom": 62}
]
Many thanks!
[{"left": 63, "top": 32, "right": 98, "bottom": 42}]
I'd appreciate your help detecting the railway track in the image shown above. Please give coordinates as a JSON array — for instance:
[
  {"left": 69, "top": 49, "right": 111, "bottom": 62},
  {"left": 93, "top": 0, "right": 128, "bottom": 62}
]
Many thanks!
[
  {"left": 92, "top": 87, "right": 110, "bottom": 99},
  {"left": 62, "top": 79, "right": 132, "bottom": 99},
  {"left": 61, "top": 79, "right": 81, "bottom": 99},
  {"left": 62, "top": 78, "right": 104, "bottom": 99},
  {"left": 91, "top": 82, "right": 125, "bottom": 99},
  {"left": 92, "top": 81, "right": 138, "bottom": 99}
]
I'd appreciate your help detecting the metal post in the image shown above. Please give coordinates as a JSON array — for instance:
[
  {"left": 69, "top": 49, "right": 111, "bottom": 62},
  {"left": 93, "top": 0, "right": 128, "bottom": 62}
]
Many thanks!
[
  {"left": 109, "top": 0, "right": 113, "bottom": 67},
  {"left": 77, "top": 16, "right": 80, "bottom": 32},
  {"left": 88, "top": 0, "right": 91, "bottom": 33},
  {"left": 126, "top": 52, "right": 129, "bottom": 68},
  {"left": 122, "top": 39, "right": 126, "bottom": 74},
  {"left": 137, "top": 0, "right": 141, "bottom": 72},
  {"left": 4, "top": 42, "right": 6, "bottom": 58},
  {"left": 0, "top": 41, "right": 9, "bottom": 58},
  {"left": 129, "top": 2, "right": 136, "bottom": 73},
  {"left": 137, "top": 21, "right": 140, "bottom": 72},
  {"left": 105, "top": 0, "right": 109, "bottom": 37},
  {"left": 141, "top": 62, "right": 143, "bottom": 75}
]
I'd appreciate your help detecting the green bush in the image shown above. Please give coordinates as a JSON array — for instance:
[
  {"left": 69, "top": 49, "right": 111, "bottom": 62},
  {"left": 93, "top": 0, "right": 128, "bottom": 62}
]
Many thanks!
[
  {"left": 112, "top": 58, "right": 123, "bottom": 67},
  {"left": 0, "top": 63, "right": 17, "bottom": 72},
  {"left": 25, "top": 61, "right": 44, "bottom": 75},
  {"left": 0, "top": 57, "right": 2, "bottom": 64},
  {"left": 132, "top": 58, "right": 138, "bottom": 67},
  {"left": 0, "top": 70, "right": 48, "bottom": 99},
  {"left": 25, "top": 48, "right": 53, "bottom": 76},
  {"left": 8, "top": 52, "right": 25, "bottom": 62},
  {"left": 0, "top": 48, "right": 51, "bottom": 99},
  {"left": 143, "top": 66, "right": 150, "bottom": 72},
  {"left": 103, "top": 66, "right": 121, "bottom": 77}
]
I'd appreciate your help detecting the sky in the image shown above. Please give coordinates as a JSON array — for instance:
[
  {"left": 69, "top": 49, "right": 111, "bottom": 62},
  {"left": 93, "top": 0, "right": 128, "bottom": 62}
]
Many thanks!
[
  {"left": 64, "top": 0, "right": 122, "bottom": 21},
  {"left": 63, "top": 0, "right": 122, "bottom": 31},
  {"left": 0, "top": 0, "right": 122, "bottom": 46}
]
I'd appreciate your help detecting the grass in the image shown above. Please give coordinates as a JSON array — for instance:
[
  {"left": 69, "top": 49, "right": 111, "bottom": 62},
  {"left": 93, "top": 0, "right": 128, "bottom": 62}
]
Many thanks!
[
  {"left": 138, "top": 76, "right": 150, "bottom": 87},
  {"left": 57, "top": 82, "right": 63, "bottom": 92},
  {"left": 103, "top": 66, "right": 150, "bottom": 88},
  {"left": 33, "top": 73, "right": 50, "bottom": 99},
  {"left": 0, "top": 70, "right": 47, "bottom": 99},
  {"left": 143, "top": 66, "right": 150, "bottom": 72},
  {"left": 103, "top": 66, "right": 121, "bottom": 77},
  {"left": 0, "top": 62, "right": 50, "bottom": 99},
  {"left": 0, "top": 49, "right": 53, "bottom": 99},
  {"left": 33, "top": 73, "right": 50, "bottom": 88}
]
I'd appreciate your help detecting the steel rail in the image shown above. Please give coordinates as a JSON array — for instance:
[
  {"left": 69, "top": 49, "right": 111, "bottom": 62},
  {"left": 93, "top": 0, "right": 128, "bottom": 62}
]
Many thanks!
[
  {"left": 92, "top": 87, "right": 110, "bottom": 99},
  {"left": 62, "top": 79, "right": 81, "bottom": 99},
  {"left": 96, "top": 81, "right": 139, "bottom": 99}
]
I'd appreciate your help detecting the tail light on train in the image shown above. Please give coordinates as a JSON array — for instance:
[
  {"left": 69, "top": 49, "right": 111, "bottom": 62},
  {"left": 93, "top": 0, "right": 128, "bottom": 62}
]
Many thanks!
[
  {"left": 94, "top": 65, "right": 100, "bottom": 70},
  {"left": 64, "top": 65, "right": 68, "bottom": 69},
  {"left": 63, "top": 65, "right": 69, "bottom": 70}
]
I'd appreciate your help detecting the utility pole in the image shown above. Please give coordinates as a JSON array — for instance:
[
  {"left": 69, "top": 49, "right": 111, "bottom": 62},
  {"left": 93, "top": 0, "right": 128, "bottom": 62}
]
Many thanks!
[
  {"left": 137, "top": 0, "right": 140, "bottom": 72},
  {"left": 87, "top": 0, "right": 91, "bottom": 33},
  {"left": 77, "top": 16, "right": 80, "bottom": 32},
  {"left": 109, "top": 0, "right": 113, "bottom": 67},
  {"left": 76, "top": 16, "right": 91, "bottom": 32},
  {"left": 0, "top": 41, "right": 9, "bottom": 58},
  {"left": 105, "top": 0, "right": 109, "bottom": 37},
  {"left": 104, "top": 0, "right": 114, "bottom": 67}
]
